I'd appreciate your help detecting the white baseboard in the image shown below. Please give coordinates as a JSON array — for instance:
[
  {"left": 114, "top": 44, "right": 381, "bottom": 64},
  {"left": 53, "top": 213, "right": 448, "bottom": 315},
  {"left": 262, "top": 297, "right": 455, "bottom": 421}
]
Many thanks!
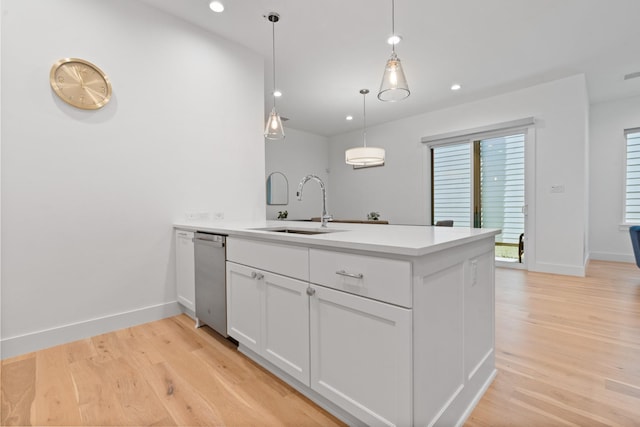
[
  {"left": 589, "top": 251, "right": 635, "bottom": 264},
  {"left": 178, "top": 304, "right": 196, "bottom": 321},
  {"left": 1, "top": 301, "right": 181, "bottom": 360},
  {"left": 530, "top": 261, "right": 586, "bottom": 277}
]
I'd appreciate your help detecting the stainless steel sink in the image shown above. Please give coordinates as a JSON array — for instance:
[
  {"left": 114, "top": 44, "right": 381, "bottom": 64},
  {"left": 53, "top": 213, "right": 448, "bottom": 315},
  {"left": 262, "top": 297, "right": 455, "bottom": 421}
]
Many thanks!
[{"left": 252, "top": 227, "right": 339, "bottom": 235}]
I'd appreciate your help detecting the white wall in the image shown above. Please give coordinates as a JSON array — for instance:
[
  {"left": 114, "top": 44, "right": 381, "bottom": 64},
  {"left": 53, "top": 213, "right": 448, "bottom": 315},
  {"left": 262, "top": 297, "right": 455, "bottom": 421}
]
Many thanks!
[
  {"left": 589, "top": 95, "right": 640, "bottom": 262},
  {"left": 265, "top": 128, "right": 330, "bottom": 220},
  {"left": 1, "top": 0, "right": 265, "bottom": 358},
  {"left": 0, "top": 0, "right": 4, "bottom": 357},
  {"left": 329, "top": 75, "right": 590, "bottom": 276}
]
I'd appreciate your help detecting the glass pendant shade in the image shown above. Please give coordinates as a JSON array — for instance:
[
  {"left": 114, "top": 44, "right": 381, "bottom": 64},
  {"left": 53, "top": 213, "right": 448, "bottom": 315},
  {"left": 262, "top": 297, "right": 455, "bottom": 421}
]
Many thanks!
[
  {"left": 378, "top": 51, "right": 410, "bottom": 102},
  {"left": 264, "top": 107, "right": 285, "bottom": 140},
  {"left": 345, "top": 146, "right": 385, "bottom": 166}
]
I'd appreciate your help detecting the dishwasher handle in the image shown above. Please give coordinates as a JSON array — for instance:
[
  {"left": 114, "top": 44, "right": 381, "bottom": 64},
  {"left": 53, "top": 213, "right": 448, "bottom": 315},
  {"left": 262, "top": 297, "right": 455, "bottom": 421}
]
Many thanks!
[
  {"left": 195, "top": 239, "right": 224, "bottom": 248},
  {"left": 194, "top": 233, "right": 226, "bottom": 248}
]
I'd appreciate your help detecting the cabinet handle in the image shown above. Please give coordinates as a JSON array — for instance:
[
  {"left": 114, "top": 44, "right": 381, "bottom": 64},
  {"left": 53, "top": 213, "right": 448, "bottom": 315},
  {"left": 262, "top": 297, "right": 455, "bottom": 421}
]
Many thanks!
[
  {"left": 306, "top": 287, "right": 316, "bottom": 296},
  {"left": 251, "top": 271, "right": 264, "bottom": 280},
  {"left": 336, "top": 270, "right": 364, "bottom": 279}
]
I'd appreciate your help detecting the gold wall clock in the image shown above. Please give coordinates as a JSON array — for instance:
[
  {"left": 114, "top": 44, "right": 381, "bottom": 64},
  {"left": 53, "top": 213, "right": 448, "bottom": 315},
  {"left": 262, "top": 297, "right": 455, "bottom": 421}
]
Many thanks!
[{"left": 50, "top": 58, "right": 112, "bottom": 110}]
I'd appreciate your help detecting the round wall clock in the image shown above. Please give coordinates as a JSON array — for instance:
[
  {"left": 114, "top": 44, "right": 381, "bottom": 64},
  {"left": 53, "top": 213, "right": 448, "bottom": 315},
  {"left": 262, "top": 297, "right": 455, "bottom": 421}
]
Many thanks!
[{"left": 50, "top": 58, "right": 112, "bottom": 110}]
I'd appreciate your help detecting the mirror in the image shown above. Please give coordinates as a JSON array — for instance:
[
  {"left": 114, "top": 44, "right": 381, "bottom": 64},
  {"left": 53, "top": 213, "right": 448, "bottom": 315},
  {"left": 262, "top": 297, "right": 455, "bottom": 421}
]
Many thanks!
[{"left": 266, "top": 172, "right": 288, "bottom": 205}]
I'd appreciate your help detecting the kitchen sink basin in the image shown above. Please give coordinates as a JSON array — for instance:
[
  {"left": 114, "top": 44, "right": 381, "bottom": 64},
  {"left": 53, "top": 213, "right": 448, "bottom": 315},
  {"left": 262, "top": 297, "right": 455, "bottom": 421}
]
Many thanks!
[{"left": 252, "top": 227, "right": 340, "bottom": 235}]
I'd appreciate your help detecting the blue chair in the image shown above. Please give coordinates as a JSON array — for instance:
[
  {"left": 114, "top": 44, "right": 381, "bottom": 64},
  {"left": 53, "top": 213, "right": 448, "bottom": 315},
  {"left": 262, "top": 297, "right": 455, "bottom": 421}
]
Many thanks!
[{"left": 629, "top": 226, "right": 640, "bottom": 268}]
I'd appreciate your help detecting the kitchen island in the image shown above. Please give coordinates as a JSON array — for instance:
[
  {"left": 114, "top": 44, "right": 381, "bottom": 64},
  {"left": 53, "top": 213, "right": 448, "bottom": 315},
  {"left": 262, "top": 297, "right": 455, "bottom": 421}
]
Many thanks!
[{"left": 174, "top": 220, "right": 500, "bottom": 427}]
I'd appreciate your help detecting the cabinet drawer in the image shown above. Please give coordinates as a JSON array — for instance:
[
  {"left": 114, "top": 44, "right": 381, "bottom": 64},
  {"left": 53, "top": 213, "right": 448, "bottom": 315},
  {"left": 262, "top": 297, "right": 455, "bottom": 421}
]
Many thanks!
[
  {"left": 309, "top": 249, "right": 412, "bottom": 308},
  {"left": 226, "top": 237, "right": 309, "bottom": 281}
]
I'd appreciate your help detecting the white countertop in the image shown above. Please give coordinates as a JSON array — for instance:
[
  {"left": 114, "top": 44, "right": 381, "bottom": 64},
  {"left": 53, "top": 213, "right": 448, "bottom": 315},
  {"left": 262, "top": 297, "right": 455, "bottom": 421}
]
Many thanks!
[{"left": 174, "top": 220, "right": 500, "bottom": 257}]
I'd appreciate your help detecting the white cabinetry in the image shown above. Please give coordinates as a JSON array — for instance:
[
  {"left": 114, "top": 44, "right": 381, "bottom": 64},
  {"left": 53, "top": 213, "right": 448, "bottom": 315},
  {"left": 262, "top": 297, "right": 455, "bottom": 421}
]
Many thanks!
[
  {"left": 309, "top": 248, "right": 412, "bottom": 307},
  {"left": 263, "top": 269, "right": 310, "bottom": 385},
  {"left": 226, "top": 262, "right": 261, "bottom": 352},
  {"left": 175, "top": 229, "right": 195, "bottom": 312},
  {"left": 225, "top": 235, "right": 495, "bottom": 427},
  {"left": 309, "top": 284, "right": 412, "bottom": 426},
  {"left": 226, "top": 259, "right": 310, "bottom": 385},
  {"left": 227, "top": 237, "right": 413, "bottom": 426}
]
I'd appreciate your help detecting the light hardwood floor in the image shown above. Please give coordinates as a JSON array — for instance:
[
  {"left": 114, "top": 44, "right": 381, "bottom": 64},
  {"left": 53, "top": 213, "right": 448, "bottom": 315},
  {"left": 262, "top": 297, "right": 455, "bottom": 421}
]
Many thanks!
[
  {"left": 467, "top": 260, "right": 640, "bottom": 426},
  {"left": 2, "top": 260, "right": 640, "bottom": 426}
]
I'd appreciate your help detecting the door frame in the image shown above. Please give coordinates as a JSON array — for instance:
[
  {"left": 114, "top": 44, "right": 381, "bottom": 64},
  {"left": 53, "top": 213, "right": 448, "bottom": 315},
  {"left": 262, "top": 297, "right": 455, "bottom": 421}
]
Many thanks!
[{"left": 425, "top": 122, "right": 536, "bottom": 270}]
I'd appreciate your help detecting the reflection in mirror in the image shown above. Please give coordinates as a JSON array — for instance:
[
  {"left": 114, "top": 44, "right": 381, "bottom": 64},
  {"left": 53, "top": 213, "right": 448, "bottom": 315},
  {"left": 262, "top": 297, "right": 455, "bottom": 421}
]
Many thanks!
[{"left": 266, "top": 172, "right": 289, "bottom": 205}]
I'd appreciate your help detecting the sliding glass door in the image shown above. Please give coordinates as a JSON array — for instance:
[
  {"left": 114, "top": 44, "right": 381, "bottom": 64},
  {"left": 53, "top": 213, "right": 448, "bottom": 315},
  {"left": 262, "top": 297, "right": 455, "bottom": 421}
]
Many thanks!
[{"left": 432, "top": 132, "right": 526, "bottom": 264}]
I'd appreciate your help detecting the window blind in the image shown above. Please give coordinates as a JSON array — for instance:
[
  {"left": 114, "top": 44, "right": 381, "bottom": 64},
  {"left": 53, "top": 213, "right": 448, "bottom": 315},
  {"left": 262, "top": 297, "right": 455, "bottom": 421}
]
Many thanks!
[
  {"left": 480, "top": 134, "right": 525, "bottom": 243},
  {"left": 432, "top": 144, "right": 471, "bottom": 227},
  {"left": 625, "top": 129, "right": 640, "bottom": 223}
]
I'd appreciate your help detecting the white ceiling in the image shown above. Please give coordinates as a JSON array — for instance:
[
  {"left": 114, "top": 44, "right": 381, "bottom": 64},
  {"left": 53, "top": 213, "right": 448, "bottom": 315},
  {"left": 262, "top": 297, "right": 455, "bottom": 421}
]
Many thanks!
[{"left": 139, "top": 0, "right": 640, "bottom": 137}]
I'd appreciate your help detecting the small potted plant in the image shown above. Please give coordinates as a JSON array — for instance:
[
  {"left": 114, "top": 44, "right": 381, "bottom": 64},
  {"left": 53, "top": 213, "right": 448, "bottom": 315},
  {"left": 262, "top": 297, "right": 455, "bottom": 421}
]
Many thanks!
[
  {"left": 277, "top": 210, "right": 288, "bottom": 220},
  {"left": 367, "top": 211, "right": 380, "bottom": 221}
]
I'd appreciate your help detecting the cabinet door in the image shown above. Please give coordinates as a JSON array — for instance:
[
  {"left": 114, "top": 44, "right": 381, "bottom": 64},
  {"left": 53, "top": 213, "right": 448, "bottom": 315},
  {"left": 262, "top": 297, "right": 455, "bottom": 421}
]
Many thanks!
[
  {"left": 226, "top": 262, "right": 261, "bottom": 354},
  {"left": 175, "top": 230, "right": 195, "bottom": 312},
  {"left": 262, "top": 272, "right": 310, "bottom": 385},
  {"left": 310, "top": 285, "right": 413, "bottom": 427}
]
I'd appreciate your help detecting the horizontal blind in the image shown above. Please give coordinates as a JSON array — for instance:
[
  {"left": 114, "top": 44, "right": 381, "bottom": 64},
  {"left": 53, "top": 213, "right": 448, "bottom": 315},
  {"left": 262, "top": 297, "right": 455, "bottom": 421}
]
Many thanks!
[
  {"left": 626, "top": 129, "right": 640, "bottom": 223},
  {"left": 432, "top": 143, "right": 471, "bottom": 227},
  {"left": 480, "top": 134, "right": 525, "bottom": 243}
]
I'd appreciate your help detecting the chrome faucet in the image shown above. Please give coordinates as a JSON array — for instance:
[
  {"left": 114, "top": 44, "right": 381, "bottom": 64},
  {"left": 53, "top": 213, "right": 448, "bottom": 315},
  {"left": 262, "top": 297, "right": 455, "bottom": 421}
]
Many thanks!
[{"left": 297, "top": 174, "right": 332, "bottom": 227}]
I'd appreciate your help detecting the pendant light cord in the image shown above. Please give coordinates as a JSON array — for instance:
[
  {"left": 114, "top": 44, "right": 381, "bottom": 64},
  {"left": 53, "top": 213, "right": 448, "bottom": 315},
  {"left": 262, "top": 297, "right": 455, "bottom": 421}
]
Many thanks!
[
  {"left": 362, "top": 91, "right": 367, "bottom": 148},
  {"left": 391, "top": 0, "right": 396, "bottom": 54},
  {"left": 272, "top": 20, "right": 277, "bottom": 108}
]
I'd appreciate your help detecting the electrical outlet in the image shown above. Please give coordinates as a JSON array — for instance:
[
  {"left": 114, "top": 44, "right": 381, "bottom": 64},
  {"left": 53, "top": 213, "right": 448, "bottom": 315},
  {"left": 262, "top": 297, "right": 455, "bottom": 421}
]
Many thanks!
[
  {"left": 471, "top": 259, "right": 478, "bottom": 286},
  {"left": 551, "top": 184, "right": 565, "bottom": 194},
  {"left": 185, "top": 212, "right": 210, "bottom": 221}
]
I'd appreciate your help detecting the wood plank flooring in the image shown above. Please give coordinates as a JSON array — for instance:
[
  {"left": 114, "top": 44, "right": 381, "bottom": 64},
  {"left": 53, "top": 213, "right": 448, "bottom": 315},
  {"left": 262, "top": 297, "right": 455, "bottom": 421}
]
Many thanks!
[
  {"left": 2, "top": 260, "right": 640, "bottom": 426},
  {"left": 467, "top": 260, "right": 640, "bottom": 426},
  {"left": 1, "top": 314, "right": 343, "bottom": 426}
]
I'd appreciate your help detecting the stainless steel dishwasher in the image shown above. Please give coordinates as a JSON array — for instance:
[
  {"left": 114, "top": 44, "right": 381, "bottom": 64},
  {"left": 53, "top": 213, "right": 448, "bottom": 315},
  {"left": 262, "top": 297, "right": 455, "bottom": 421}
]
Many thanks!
[{"left": 194, "top": 232, "right": 227, "bottom": 337}]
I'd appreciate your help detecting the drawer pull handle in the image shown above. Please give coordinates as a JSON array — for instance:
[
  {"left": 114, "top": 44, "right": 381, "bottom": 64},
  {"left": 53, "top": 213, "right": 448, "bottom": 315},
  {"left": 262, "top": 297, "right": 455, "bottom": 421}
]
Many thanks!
[
  {"left": 306, "top": 287, "right": 316, "bottom": 296},
  {"left": 251, "top": 272, "right": 264, "bottom": 280},
  {"left": 336, "top": 270, "right": 364, "bottom": 279}
]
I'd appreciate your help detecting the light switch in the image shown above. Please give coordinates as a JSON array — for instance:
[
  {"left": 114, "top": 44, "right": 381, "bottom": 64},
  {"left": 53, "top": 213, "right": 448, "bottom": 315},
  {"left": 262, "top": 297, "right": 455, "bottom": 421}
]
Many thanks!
[{"left": 551, "top": 184, "right": 565, "bottom": 193}]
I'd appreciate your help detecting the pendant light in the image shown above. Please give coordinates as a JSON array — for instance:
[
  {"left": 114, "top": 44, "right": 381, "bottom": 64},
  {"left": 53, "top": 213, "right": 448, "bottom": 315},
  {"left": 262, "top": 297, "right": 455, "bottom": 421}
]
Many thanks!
[
  {"left": 378, "top": 0, "right": 410, "bottom": 102},
  {"left": 265, "top": 12, "right": 285, "bottom": 140},
  {"left": 345, "top": 89, "right": 386, "bottom": 166}
]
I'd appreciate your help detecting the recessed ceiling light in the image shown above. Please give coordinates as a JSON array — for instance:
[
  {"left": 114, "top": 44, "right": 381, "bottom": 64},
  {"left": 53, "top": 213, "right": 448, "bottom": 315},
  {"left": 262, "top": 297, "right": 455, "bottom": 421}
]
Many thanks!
[
  {"left": 209, "top": 1, "right": 224, "bottom": 13},
  {"left": 387, "top": 34, "right": 403, "bottom": 45},
  {"left": 273, "top": 90, "right": 282, "bottom": 97},
  {"left": 450, "top": 83, "right": 462, "bottom": 91},
  {"left": 346, "top": 115, "right": 353, "bottom": 121}
]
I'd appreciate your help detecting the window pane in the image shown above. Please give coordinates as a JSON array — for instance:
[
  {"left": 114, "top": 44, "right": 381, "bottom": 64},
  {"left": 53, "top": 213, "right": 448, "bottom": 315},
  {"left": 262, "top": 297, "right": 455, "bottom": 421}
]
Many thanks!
[
  {"left": 480, "top": 134, "right": 525, "bottom": 244},
  {"left": 432, "top": 144, "right": 471, "bottom": 227},
  {"left": 626, "top": 131, "right": 640, "bottom": 223}
]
